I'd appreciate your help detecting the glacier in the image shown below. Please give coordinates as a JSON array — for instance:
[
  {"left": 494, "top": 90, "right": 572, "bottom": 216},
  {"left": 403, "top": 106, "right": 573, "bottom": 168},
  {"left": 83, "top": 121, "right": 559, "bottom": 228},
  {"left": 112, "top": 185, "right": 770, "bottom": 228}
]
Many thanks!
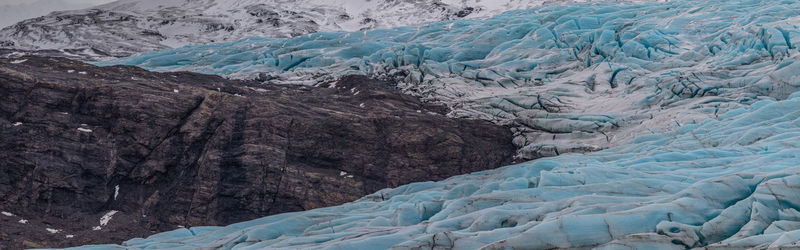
[
  {"left": 97, "top": 0, "right": 800, "bottom": 159},
  {"left": 65, "top": 88, "right": 800, "bottom": 249},
  {"left": 75, "top": 0, "right": 800, "bottom": 248}
]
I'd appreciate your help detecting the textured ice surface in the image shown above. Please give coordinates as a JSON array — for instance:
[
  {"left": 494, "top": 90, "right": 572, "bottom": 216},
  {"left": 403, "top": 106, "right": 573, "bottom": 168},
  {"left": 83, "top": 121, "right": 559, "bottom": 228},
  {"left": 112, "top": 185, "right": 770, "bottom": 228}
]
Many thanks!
[
  {"left": 66, "top": 91, "right": 800, "bottom": 249},
  {"left": 0, "top": 0, "right": 652, "bottom": 59},
  {"left": 98, "top": 0, "right": 800, "bottom": 158}
]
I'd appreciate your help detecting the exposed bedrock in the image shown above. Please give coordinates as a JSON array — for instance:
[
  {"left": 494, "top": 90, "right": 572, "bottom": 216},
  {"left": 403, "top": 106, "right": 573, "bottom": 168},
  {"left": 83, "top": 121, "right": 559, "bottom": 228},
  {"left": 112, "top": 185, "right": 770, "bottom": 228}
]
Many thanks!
[{"left": 0, "top": 56, "right": 514, "bottom": 248}]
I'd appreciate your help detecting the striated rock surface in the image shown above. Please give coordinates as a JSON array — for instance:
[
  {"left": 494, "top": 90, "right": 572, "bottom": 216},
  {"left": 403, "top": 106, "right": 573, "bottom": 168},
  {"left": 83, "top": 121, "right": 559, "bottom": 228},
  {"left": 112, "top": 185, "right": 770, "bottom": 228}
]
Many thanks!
[{"left": 0, "top": 56, "right": 514, "bottom": 248}]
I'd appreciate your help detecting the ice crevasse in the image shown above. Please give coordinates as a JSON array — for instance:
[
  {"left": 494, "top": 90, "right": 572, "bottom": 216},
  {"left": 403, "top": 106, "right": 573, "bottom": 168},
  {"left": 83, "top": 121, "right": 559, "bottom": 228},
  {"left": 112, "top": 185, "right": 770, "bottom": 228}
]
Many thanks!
[
  {"left": 66, "top": 90, "right": 800, "bottom": 249},
  {"left": 99, "top": 0, "right": 800, "bottom": 158}
]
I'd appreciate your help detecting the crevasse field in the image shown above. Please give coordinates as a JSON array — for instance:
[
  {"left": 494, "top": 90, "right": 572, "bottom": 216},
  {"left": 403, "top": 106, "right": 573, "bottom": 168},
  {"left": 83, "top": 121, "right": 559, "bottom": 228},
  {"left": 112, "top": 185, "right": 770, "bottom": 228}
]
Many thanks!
[
  {"left": 80, "top": 0, "right": 800, "bottom": 249},
  {"left": 100, "top": 0, "right": 800, "bottom": 158}
]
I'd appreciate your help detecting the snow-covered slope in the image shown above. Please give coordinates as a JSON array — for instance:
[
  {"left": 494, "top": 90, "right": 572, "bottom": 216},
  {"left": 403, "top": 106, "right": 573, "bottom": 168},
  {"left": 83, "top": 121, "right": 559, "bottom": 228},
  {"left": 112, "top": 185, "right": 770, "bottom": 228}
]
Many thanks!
[
  {"left": 67, "top": 86, "right": 800, "bottom": 249},
  {"left": 0, "top": 0, "right": 654, "bottom": 60},
  {"left": 98, "top": 0, "right": 800, "bottom": 158}
]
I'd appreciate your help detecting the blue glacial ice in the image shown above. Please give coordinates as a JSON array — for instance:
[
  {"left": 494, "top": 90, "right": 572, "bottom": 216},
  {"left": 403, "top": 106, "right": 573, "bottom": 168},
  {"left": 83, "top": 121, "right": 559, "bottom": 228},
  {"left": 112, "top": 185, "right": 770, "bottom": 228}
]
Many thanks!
[
  {"left": 67, "top": 92, "right": 800, "bottom": 249},
  {"left": 97, "top": 0, "right": 800, "bottom": 158}
]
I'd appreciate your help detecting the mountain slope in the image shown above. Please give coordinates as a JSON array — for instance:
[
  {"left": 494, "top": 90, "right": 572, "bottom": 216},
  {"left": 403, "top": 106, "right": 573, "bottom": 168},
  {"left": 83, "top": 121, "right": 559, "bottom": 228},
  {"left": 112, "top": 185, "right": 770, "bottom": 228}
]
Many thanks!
[
  {"left": 0, "top": 56, "right": 514, "bottom": 248},
  {"left": 0, "top": 0, "right": 654, "bottom": 60}
]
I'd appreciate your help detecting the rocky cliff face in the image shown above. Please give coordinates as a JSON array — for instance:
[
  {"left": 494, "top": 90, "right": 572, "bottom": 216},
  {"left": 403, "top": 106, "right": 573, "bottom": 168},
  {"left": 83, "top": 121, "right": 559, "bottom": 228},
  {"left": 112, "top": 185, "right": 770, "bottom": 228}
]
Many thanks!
[{"left": 0, "top": 56, "right": 515, "bottom": 248}]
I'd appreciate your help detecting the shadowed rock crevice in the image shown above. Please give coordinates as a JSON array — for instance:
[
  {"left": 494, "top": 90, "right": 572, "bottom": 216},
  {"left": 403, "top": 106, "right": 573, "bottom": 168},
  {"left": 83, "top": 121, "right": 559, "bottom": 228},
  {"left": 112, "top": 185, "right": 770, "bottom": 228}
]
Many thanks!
[{"left": 0, "top": 56, "right": 515, "bottom": 248}]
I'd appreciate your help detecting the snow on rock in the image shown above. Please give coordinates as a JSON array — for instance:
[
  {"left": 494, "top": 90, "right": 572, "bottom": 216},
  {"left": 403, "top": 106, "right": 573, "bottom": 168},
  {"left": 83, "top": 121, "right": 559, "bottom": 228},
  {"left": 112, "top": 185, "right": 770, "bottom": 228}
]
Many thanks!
[
  {"left": 99, "top": 0, "right": 800, "bottom": 158},
  {"left": 114, "top": 185, "right": 119, "bottom": 200},
  {"left": 66, "top": 235, "right": 75, "bottom": 239},
  {"left": 18, "top": 219, "right": 27, "bottom": 224},
  {"left": 12, "top": 122, "right": 22, "bottom": 126},
  {"left": 67, "top": 91, "right": 800, "bottom": 249},
  {"left": 10, "top": 59, "right": 27, "bottom": 64},
  {"left": 92, "top": 226, "right": 101, "bottom": 231},
  {"left": 46, "top": 228, "right": 61, "bottom": 234},
  {"left": 1, "top": 211, "right": 13, "bottom": 216},
  {"left": 99, "top": 210, "right": 118, "bottom": 227},
  {"left": 77, "top": 127, "right": 93, "bottom": 133}
]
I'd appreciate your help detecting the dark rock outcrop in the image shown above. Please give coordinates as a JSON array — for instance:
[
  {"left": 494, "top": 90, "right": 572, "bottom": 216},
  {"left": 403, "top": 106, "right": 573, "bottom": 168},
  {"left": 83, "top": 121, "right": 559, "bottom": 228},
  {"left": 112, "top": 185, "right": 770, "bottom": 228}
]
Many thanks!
[{"left": 0, "top": 56, "right": 515, "bottom": 248}]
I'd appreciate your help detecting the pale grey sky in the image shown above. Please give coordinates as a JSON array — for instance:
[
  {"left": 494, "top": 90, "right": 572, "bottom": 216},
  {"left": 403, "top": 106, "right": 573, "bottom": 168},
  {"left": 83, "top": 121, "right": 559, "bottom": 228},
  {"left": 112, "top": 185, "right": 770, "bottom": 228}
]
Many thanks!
[
  {"left": 0, "top": 0, "right": 114, "bottom": 4},
  {"left": 0, "top": 0, "right": 116, "bottom": 28}
]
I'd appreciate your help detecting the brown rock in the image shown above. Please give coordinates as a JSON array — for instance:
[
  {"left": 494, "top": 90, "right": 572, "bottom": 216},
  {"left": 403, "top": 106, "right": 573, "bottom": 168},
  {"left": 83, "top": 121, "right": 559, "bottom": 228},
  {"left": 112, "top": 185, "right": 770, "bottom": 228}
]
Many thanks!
[{"left": 0, "top": 56, "right": 515, "bottom": 248}]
